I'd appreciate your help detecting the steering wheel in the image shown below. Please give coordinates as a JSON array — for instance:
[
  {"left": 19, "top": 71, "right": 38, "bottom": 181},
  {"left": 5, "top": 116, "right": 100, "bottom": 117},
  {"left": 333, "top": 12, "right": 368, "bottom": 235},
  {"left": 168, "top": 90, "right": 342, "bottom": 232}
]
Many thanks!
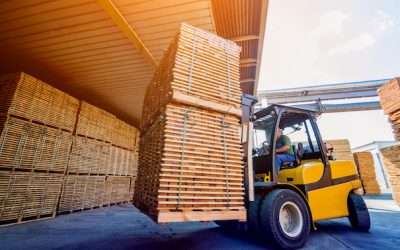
[{"left": 262, "top": 141, "right": 270, "bottom": 154}]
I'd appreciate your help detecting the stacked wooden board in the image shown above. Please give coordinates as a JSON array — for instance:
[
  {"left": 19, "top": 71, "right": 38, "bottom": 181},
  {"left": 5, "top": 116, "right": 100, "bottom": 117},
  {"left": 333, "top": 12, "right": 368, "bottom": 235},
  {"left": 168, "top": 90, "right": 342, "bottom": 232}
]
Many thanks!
[
  {"left": 134, "top": 24, "right": 246, "bottom": 223},
  {"left": 0, "top": 171, "right": 63, "bottom": 225},
  {"left": 378, "top": 78, "right": 400, "bottom": 141},
  {"left": 380, "top": 146, "right": 400, "bottom": 205},
  {"left": 0, "top": 72, "right": 77, "bottom": 225},
  {"left": 353, "top": 152, "right": 381, "bottom": 194},
  {"left": 0, "top": 72, "right": 79, "bottom": 131},
  {"left": 0, "top": 72, "right": 139, "bottom": 225},
  {"left": 325, "top": 139, "right": 354, "bottom": 161}
]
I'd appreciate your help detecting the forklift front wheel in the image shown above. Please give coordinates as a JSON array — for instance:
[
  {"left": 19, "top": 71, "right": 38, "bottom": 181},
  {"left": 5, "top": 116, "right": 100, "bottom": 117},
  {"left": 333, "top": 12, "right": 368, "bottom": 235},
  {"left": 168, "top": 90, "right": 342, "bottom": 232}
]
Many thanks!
[{"left": 260, "top": 189, "right": 311, "bottom": 249}]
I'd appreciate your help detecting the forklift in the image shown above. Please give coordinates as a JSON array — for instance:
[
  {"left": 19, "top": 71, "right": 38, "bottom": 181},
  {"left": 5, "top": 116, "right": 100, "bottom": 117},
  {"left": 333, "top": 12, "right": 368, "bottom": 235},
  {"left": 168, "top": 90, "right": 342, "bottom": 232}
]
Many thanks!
[{"left": 216, "top": 95, "right": 370, "bottom": 249}]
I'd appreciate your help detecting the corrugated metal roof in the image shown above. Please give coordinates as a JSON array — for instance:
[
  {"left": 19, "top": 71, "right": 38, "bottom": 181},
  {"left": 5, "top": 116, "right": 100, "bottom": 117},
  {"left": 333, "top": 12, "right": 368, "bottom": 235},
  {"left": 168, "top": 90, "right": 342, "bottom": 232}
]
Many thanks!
[{"left": 0, "top": 0, "right": 268, "bottom": 126}]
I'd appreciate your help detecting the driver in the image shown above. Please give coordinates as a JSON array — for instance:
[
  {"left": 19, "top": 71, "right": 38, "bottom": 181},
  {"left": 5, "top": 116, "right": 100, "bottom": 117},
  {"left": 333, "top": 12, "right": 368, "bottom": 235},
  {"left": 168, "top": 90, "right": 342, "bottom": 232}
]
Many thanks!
[{"left": 275, "top": 129, "right": 295, "bottom": 171}]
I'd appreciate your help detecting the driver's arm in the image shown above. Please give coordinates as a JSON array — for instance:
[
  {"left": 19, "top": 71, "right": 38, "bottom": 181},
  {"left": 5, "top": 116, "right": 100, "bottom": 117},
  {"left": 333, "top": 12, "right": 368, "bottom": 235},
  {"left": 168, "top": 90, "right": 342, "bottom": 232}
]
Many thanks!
[{"left": 276, "top": 145, "right": 290, "bottom": 154}]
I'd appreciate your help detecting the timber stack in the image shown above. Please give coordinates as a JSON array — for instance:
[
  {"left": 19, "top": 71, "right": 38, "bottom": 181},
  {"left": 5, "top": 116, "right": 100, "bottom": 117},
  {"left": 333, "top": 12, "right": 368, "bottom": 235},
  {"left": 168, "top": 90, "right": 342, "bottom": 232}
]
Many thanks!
[
  {"left": 0, "top": 72, "right": 77, "bottom": 225},
  {"left": 134, "top": 23, "right": 246, "bottom": 223},
  {"left": 325, "top": 139, "right": 354, "bottom": 161},
  {"left": 380, "top": 145, "right": 400, "bottom": 205},
  {"left": 353, "top": 152, "right": 381, "bottom": 195},
  {"left": 378, "top": 78, "right": 400, "bottom": 141},
  {"left": 0, "top": 72, "right": 139, "bottom": 225}
]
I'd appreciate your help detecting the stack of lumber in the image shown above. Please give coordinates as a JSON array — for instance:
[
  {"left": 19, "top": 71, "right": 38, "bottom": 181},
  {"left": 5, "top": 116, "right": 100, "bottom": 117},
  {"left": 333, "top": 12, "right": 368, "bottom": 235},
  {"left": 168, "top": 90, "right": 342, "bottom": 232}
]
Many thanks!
[
  {"left": 0, "top": 171, "right": 63, "bottom": 225},
  {"left": 104, "top": 176, "right": 132, "bottom": 205},
  {"left": 134, "top": 24, "right": 245, "bottom": 223},
  {"left": 325, "top": 139, "right": 354, "bottom": 161},
  {"left": 67, "top": 136, "right": 111, "bottom": 175},
  {"left": 0, "top": 72, "right": 77, "bottom": 226},
  {"left": 113, "top": 119, "right": 139, "bottom": 151},
  {"left": 380, "top": 145, "right": 400, "bottom": 205},
  {"left": 0, "top": 71, "right": 140, "bottom": 225},
  {"left": 353, "top": 152, "right": 381, "bottom": 194},
  {"left": 378, "top": 78, "right": 400, "bottom": 141},
  {"left": 0, "top": 72, "right": 79, "bottom": 131},
  {"left": 109, "top": 146, "right": 138, "bottom": 176},
  {"left": 76, "top": 101, "right": 115, "bottom": 143},
  {"left": 58, "top": 175, "right": 107, "bottom": 213},
  {"left": 0, "top": 117, "right": 73, "bottom": 173},
  {"left": 140, "top": 23, "right": 242, "bottom": 132}
]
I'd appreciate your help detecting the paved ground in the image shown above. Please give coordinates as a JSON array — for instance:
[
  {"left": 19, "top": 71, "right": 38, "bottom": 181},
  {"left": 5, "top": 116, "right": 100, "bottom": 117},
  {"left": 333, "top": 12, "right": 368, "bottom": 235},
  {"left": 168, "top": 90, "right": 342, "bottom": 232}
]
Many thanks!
[{"left": 0, "top": 194, "right": 399, "bottom": 250}]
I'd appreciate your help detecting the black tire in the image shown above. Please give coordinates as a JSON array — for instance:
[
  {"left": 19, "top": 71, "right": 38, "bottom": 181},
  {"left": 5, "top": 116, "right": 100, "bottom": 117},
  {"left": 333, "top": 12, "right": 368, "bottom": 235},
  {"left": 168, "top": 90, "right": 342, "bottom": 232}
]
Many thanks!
[
  {"left": 347, "top": 193, "right": 370, "bottom": 232},
  {"left": 247, "top": 193, "right": 265, "bottom": 237},
  {"left": 259, "top": 189, "right": 311, "bottom": 249}
]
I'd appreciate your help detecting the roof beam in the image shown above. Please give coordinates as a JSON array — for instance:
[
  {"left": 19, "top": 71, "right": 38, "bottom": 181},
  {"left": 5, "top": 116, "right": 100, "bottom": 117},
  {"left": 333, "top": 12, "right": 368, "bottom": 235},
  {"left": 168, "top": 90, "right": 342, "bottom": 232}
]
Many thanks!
[
  {"left": 240, "top": 58, "right": 257, "bottom": 68},
  {"left": 97, "top": 0, "right": 157, "bottom": 67},
  {"left": 231, "top": 35, "right": 259, "bottom": 43}
]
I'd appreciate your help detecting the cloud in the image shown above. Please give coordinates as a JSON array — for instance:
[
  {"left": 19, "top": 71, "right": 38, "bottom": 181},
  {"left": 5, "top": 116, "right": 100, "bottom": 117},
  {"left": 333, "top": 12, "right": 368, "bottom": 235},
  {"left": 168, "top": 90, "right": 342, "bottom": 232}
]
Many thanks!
[
  {"left": 373, "top": 10, "right": 395, "bottom": 32},
  {"left": 315, "top": 11, "right": 351, "bottom": 36},
  {"left": 327, "top": 33, "right": 375, "bottom": 56}
]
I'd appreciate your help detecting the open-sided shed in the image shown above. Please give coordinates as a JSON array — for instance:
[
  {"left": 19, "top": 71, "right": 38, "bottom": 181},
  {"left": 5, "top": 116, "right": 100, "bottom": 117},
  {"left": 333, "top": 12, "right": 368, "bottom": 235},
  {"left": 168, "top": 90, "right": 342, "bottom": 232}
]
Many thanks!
[{"left": 0, "top": 0, "right": 268, "bottom": 125}]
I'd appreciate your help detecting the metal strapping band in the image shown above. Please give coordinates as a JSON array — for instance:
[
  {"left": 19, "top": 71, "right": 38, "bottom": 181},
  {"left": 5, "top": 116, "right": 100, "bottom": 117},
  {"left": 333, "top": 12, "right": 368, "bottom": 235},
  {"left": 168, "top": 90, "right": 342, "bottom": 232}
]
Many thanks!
[
  {"left": 187, "top": 30, "right": 197, "bottom": 93},
  {"left": 50, "top": 130, "right": 61, "bottom": 171},
  {"left": 176, "top": 108, "right": 189, "bottom": 209},
  {"left": 0, "top": 119, "right": 13, "bottom": 155},
  {"left": 32, "top": 127, "right": 45, "bottom": 168},
  {"left": 221, "top": 115, "right": 230, "bottom": 208}
]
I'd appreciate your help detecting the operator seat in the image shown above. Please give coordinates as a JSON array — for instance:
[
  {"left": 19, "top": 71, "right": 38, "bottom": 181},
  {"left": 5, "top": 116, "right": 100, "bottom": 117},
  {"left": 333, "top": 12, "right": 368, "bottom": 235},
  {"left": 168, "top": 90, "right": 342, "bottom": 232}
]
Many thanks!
[{"left": 281, "top": 143, "right": 304, "bottom": 169}]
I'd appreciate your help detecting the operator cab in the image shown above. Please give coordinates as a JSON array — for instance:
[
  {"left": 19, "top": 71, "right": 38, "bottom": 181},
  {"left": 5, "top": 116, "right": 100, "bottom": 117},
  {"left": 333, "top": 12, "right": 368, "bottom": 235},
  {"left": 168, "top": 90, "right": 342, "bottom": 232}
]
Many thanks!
[{"left": 252, "top": 104, "right": 326, "bottom": 182}]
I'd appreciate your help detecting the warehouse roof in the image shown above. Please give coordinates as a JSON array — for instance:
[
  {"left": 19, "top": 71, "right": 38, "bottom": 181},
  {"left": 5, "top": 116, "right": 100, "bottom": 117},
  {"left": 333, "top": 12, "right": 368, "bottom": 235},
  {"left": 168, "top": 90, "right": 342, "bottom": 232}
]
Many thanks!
[{"left": 0, "top": 0, "right": 268, "bottom": 126}]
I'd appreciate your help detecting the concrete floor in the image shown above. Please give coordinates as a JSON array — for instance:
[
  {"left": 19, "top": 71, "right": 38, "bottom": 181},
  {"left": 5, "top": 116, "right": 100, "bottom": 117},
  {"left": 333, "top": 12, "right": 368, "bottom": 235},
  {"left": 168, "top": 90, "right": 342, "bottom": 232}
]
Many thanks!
[{"left": 0, "top": 194, "right": 399, "bottom": 250}]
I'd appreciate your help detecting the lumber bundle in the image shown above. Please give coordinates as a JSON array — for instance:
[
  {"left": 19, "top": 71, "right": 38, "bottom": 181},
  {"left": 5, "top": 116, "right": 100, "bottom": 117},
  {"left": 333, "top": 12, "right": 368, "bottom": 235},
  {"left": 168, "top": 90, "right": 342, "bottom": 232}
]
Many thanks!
[
  {"left": 58, "top": 175, "right": 106, "bottom": 212},
  {"left": 113, "top": 119, "right": 139, "bottom": 151},
  {"left": 76, "top": 101, "right": 115, "bottom": 143},
  {"left": 134, "top": 24, "right": 245, "bottom": 223},
  {"left": 0, "top": 117, "right": 72, "bottom": 173},
  {"left": 0, "top": 72, "right": 79, "bottom": 131},
  {"left": 380, "top": 145, "right": 400, "bottom": 204},
  {"left": 109, "top": 146, "right": 138, "bottom": 176},
  {"left": 353, "top": 152, "right": 381, "bottom": 194},
  {"left": 325, "top": 139, "right": 354, "bottom": 161},
  {"left": 0, "top": 171, "right": 63, "bottom": 224},
  {"left": 104, "top": 176, "right": 132, "bottom": 205},
  {"left": 140, "top": 23, "right": 242, "bottom": 132},
  {"left": 67, "top": 136, "right": 111, "bottom": 175},
  {"left": 0, "top": 72, "right": 140, "bottom": 225},
  {"left": 378, "top": 78, "right": 400, "bottom": 141}
]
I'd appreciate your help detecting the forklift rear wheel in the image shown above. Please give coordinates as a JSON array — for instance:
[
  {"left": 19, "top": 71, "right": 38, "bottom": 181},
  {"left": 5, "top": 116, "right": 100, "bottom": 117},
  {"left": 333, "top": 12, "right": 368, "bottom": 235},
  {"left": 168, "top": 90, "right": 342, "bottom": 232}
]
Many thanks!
[
  {"left": 259, "top": 189, "right": 310, "bottom": 249},
  {"left": 347, "top": 193, "right": 370, "bottom": 232}
]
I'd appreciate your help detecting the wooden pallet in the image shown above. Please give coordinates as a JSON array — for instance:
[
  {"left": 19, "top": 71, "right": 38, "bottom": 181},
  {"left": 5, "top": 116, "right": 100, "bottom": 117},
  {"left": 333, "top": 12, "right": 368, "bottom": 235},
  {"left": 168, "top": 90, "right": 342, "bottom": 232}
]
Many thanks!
[
  {"left": 134, "top": 104, "right": 245, "bottom": 223},
  {"left": 0, "top": 72, "right": 79, "bottom": 131},
  {"left": 75, "top": 101, "right": 116, "bottom": 143},
  {"left": 0, "top": 117, "right": 73, "bottom": 173},
  {"left": 0, "top": 171, "right": 63, "bottom": 225},
  {"left": 67, "top": 136, "right": 111, "bottom": 175},
  {"left": 140, "top": 23, "right": 241, "bottom": 132},
  {"left": 353, "top": 152, "right": 381, "bottom": 195}
]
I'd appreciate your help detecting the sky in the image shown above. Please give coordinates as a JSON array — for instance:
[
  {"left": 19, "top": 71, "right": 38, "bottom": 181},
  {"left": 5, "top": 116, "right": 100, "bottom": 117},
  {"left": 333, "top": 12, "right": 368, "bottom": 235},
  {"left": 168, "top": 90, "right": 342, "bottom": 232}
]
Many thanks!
[{"left": 258, "top": 0, "right": 400, "bottom": 148}]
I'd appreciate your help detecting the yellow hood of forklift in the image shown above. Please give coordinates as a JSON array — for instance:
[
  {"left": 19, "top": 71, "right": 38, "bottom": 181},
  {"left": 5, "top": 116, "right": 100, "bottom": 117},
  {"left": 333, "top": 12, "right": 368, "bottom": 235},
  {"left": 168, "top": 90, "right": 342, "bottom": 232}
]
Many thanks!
[{"left": 279, "top": 160, "right": 358, "bottom": 185}]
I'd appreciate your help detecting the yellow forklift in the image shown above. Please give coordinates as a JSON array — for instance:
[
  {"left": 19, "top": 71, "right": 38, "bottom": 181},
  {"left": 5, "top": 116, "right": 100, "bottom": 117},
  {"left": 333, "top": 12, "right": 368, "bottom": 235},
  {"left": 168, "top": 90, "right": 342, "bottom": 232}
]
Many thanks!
[{"left": 217, "top": 95, "right": 370, "bottom": 249}]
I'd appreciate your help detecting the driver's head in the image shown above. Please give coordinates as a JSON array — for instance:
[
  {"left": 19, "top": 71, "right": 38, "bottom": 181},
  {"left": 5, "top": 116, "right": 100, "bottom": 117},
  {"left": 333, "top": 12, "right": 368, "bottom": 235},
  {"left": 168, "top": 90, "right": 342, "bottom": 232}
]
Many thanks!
[{"left": 277, "top": 128, "right": 283, "bottom": 138}]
